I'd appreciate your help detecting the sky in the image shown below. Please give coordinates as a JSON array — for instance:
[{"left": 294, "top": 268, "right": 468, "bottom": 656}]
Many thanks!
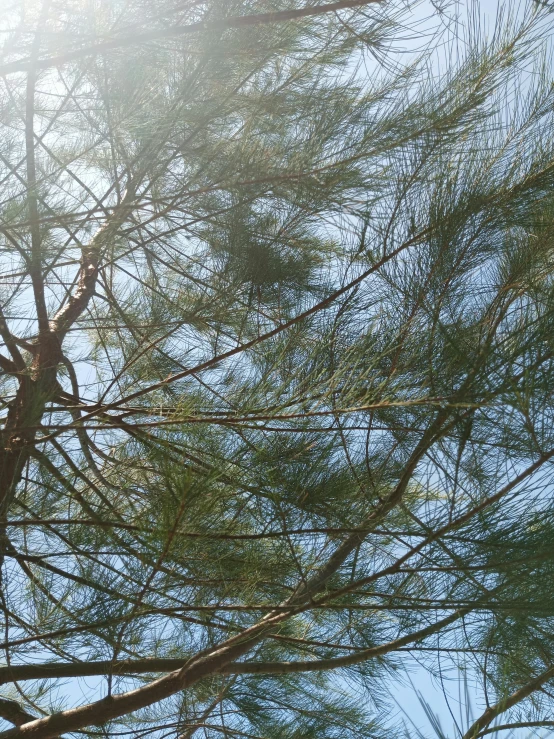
[
  {"left": 369, "top": 0, "right": 554, "bottom": 735},
  {"left": 0, "top": 0, "right": 553, "bottom": 736}
]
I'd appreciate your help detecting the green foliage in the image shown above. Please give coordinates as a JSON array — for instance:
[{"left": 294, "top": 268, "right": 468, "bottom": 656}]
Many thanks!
[{"left": 1, "top": 1, "right": 554, "bottom": 738}]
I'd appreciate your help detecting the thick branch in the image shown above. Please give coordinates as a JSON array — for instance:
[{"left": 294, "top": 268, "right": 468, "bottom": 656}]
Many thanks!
[
  {"left": 0, "top": 184, "right": 135, "bottom": 518},
  {"left": 0, "top": 608, "right": 463, "bottom": 684},
  {"left": 0, "top": 606, "right": 465, "bottom": 739},
  {"left": 49, "top": 189, "right": 134, "bottom": 340},
  {"left": 0, "top": 307, "right": 25, "bottom": 372},
  {"left": 0, "top": 366, "right": 455, "bottom": 739},
  {"left": 463, "top": 665, "right": 554, "bottom": 739},
  {"left": 0, "top": 700, "right": 36, "bottom": 728},
  {"left": 0, "top": 356, "right": 17, "bottom": 375}
]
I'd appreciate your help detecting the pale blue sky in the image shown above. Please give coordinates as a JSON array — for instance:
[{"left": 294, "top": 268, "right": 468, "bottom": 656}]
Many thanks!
[{"left": 1, "top": 0, "right": 552, "bottom": 736}]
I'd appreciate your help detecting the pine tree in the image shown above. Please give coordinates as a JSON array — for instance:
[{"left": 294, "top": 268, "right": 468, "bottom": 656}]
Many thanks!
[{"left": 0, "top": 0, "right": 554, "bottom": 737}]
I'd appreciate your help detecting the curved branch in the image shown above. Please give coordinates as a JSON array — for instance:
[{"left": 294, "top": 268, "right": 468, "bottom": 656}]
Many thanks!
[
  {"left": 49, "top": 187, "right": 135, "bottom": 340},
  {"left": 0, "top": 607, "right": 465, "bottom": 685},
  {"left": 463, "top": 666, "right": 554, "bottom": 739},
  {"left": 0, "top": 0, "right": 381, "bottom": 77},
  {"left": 0, "top": 608, "right": 467, "bottom": 739},
  {"left": 67, "top": 230, "right": 430, "bottom": 427},
  {"left": 477, "top": 721, "right": 554, "bottom": 737}
]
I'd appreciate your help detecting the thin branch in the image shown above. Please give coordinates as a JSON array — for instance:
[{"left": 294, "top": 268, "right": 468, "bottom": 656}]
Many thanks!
[
  {"left": 477, "top": 721, "right": 554, "bottom": 737},
  {"left": 0, "top": 0, "right": 382, "bottom": 77}
]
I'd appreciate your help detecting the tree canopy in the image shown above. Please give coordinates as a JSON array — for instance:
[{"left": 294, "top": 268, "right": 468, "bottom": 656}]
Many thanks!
[{"left": 1, "top": 0, "right": 554, "bottom": 737}]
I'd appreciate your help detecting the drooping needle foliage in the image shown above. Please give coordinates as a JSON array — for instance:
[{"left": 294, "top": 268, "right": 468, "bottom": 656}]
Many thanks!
[{"left": 0, "top": 0, "right": 554, "bottom": 737}]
